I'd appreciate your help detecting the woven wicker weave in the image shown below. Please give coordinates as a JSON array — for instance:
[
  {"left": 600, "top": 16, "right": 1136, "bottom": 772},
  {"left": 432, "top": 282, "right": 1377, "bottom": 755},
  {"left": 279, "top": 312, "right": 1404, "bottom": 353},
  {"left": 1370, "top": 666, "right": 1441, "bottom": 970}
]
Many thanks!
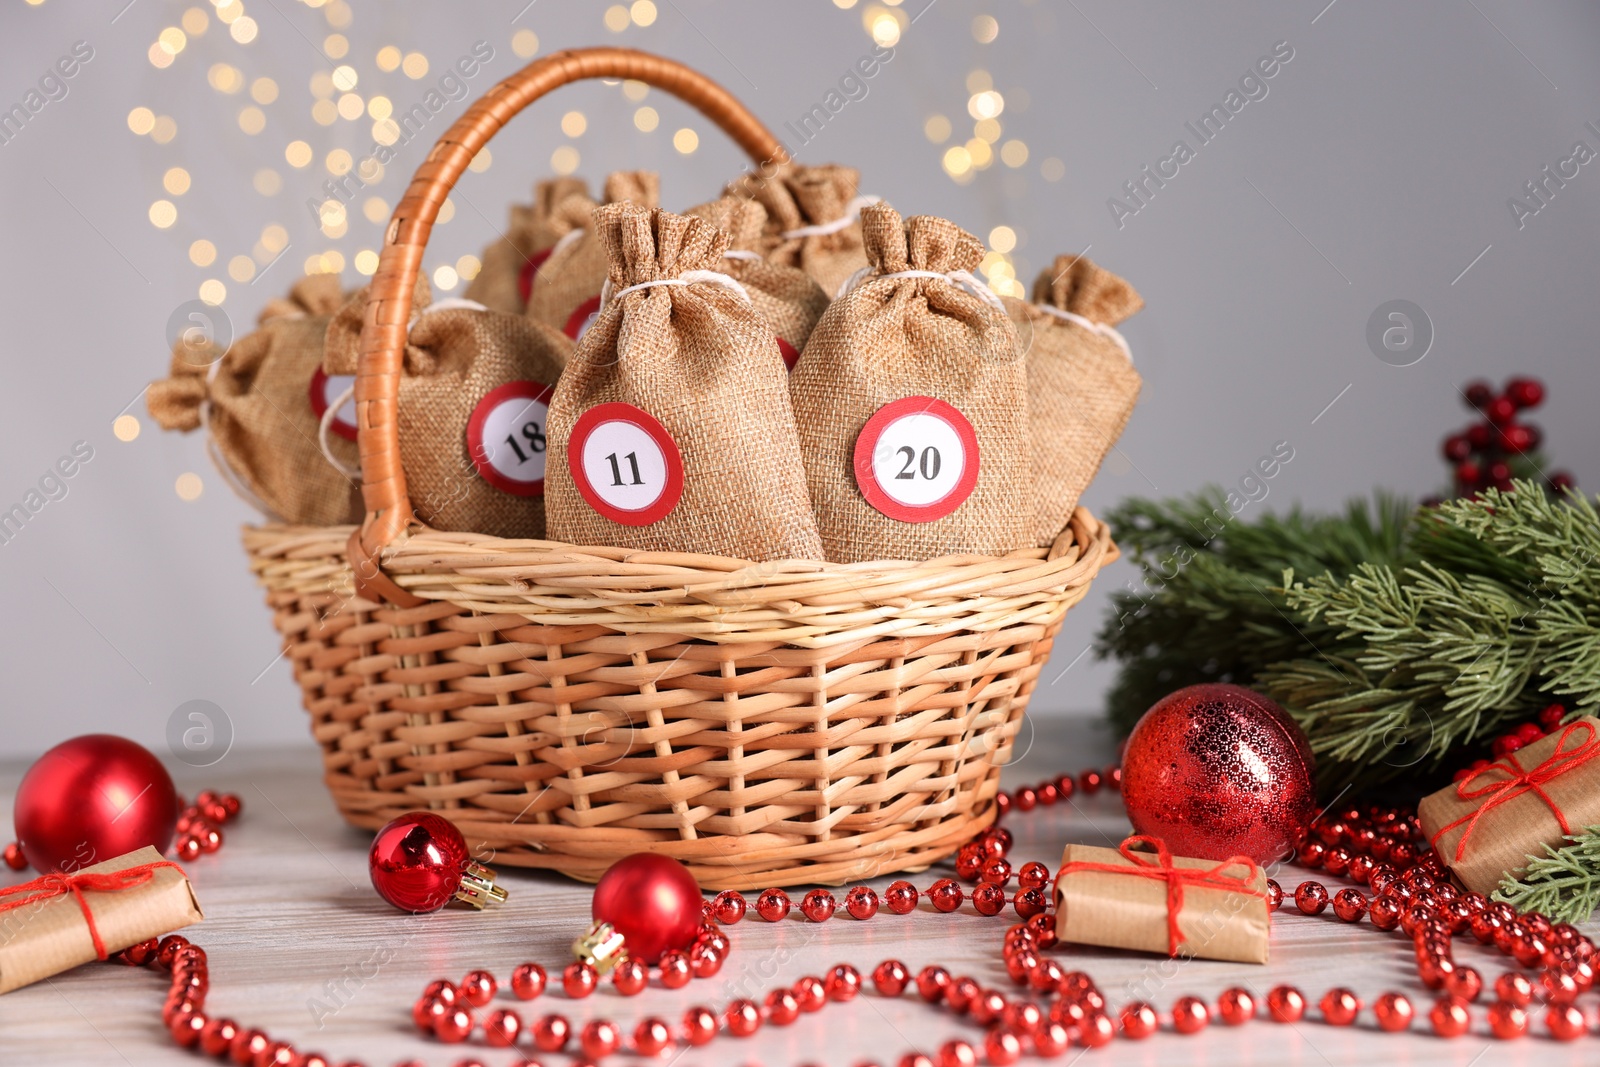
[{"left": 240, "top": 48, "right": 1119, "bottom": 889}]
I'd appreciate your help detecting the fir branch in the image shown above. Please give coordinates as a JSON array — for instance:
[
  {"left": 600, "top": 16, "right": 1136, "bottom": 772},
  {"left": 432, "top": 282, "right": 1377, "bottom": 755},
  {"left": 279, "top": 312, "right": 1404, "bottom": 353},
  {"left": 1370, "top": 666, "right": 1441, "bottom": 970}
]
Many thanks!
[{"left": 1493, "top": 825, "right": 1600, "bottom": 923}]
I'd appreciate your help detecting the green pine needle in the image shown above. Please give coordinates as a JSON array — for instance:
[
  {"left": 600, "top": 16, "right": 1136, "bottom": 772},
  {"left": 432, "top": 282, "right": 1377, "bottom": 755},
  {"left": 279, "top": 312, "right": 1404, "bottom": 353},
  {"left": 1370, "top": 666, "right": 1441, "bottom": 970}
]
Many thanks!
[{"left": 1494, "top": 825, "right": 1600, "bottom": 923}]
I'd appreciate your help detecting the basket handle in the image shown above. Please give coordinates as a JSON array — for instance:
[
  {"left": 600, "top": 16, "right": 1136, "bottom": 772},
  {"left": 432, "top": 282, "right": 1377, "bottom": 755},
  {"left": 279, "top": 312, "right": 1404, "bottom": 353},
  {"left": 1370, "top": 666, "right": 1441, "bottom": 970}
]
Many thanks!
[{"left": 347, "top": 47, "right": 788, "bottom": 606}]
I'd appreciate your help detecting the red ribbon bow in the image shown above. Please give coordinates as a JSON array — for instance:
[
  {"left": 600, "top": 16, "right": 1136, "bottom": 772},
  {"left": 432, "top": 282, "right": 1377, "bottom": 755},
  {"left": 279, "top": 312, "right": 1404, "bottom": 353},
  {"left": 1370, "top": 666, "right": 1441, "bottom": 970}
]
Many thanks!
[
  {"left": 1432, "top": 720, "right": 1600, "bottom": 863},
  {"left": 1056, "top": 836, "right": 1264, "bottom": 957},
  {"left": 0, "top": 860, "right": 184, "bottom": 960}
]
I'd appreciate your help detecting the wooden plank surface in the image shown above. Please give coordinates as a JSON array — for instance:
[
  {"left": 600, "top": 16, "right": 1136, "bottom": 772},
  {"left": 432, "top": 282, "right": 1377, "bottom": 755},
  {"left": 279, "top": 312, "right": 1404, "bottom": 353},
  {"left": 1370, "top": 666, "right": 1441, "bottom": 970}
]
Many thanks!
[{"left": 0, "top": 718, "right": 1587, "bottom": 1065}]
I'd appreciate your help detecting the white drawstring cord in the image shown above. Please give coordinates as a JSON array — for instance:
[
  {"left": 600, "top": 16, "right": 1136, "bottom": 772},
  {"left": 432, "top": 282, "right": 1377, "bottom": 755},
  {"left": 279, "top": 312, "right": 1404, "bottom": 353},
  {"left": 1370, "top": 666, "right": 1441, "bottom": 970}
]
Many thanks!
[
  {"left": 1034, "top": 303, "right": 1133, "bottom": 363},
  {"left": 722, "top": 249, "right": 764, "bottom": 262},
  {"left": 599, "top": 269, "right": 752, "bottom": 311},
  {"left": 837, "top": 266, "right": 1007, "bottom": 312},
  {"left": 780, "top": 194, "right": 880, "bottom": 239}
]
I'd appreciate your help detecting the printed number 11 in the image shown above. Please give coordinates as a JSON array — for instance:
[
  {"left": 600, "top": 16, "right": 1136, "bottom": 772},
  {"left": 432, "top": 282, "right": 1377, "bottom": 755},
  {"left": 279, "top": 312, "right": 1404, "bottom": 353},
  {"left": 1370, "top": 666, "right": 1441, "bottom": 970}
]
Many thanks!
[{"left": 606, "top": 451, "right": 644, "bottom": 487}]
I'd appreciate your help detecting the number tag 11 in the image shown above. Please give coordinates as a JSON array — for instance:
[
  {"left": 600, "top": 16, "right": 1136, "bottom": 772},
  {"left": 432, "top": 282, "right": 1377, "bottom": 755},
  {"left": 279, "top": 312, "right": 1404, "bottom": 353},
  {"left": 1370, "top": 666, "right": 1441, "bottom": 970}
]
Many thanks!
[
  {"left": 466, "top": 381, "right": 555, "bottom": 496},
  {"left": 568, "top": 402, "right": 685, "bottom": 525},
  {"left": 853, "top": 396, "right": 980, "bottom": 523}
]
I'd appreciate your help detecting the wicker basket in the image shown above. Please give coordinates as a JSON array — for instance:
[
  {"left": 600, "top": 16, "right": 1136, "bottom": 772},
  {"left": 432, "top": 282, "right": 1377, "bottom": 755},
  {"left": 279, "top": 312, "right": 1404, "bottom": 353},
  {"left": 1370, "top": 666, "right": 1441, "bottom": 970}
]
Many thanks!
[{"left": 243, "top": 47, "right": 1119, "bottom": 890}]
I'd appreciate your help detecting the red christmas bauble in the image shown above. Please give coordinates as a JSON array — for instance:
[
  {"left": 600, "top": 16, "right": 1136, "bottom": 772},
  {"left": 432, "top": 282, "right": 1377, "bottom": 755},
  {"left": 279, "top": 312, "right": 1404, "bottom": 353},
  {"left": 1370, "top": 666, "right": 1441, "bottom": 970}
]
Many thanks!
[
  {"left": 591, "top": 854, "right": 702, "bottom": 965},
  {"left": 13, "top": 734, "right": 180, "bottom": 873},
  {"left": 1120, "top": 684, "right": 1315, "bottom": 864},
  {"left": 369, "top": 812, "right": 473, "bottom": 913}
]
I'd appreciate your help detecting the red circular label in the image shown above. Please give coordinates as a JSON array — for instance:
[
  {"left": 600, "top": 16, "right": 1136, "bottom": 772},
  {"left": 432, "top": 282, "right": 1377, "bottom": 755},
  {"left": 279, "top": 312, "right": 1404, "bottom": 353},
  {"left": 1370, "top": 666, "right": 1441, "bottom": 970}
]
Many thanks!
[
  {"left": 465, "top": 381, "right": 556, "bottom": 496},
  {"left": 852, "top": 396, "right": 980, "bottom": 523},
  {"left": 516, "top": 247, "right": 554, "bottom": 304},
  {"left": 777, "top": 337, "right": 801, "bottom": 372},
  {"left": 563, "top": 293, "right": 603, "bottom": 341},
  {"left": 568, "top": 402, "right": 684, "bottom": 525},
  {"left": 309, "top": 366, "right": 358, "bottom": 442}
]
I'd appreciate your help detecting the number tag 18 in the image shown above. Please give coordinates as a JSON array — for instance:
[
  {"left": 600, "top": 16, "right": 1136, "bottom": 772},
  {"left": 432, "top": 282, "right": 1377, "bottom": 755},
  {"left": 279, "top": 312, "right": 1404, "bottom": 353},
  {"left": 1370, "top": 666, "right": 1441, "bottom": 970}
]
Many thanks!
[
  {"left": 308, "top": 367, "right": 358, "bottom": 442},
  {"left": 466, "top": 381, "right": 555, "bottom": 496},
  {"left": 853, "top": 396, "right": 980, "bottom": 523},
  {"left": 568, "top": 402, "right": 684, "bottom": 525}
]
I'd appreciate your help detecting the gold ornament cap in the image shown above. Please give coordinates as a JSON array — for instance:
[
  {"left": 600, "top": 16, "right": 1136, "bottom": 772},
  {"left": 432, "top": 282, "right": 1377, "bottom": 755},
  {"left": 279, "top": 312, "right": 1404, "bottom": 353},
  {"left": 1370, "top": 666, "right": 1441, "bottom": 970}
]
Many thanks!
[
  {"left": 453, "top": 861, "right": 508, "bottom": 909},
  {"left": 572, "top": 920, "right": 628, "bottom": 973}
]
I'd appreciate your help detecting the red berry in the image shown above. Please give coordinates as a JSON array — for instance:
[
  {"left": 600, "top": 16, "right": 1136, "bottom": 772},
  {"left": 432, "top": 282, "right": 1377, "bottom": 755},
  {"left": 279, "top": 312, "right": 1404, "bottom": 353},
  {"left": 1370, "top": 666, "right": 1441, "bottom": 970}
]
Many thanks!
[
  {"left": 1442, "top": 434, "right": 1473, "bottom": 462},
  {"left": 1485, "top": 395, "right": 1517, "bottom": 425},
  {"left": 1550, "top": 471, "right": 1577, "bottom": 493},
  {"left": 1455, "top": 461, "right": 1482, "bottom": 487},
  {"left": 1500, "top": 423, "right": 1540, "bottom": 453},
  {"left": 1464, "top": 380, "right": 1494, "bottom": 409},
  {"left": 1540, "top": 704, "right": 1568, "bottom": 730},
  {"left": 1505, "top": 377, "right": 1545, "bottom": 409},
  {"left": 1466, "top": 421, "right": 1494, "bottom": 448}
]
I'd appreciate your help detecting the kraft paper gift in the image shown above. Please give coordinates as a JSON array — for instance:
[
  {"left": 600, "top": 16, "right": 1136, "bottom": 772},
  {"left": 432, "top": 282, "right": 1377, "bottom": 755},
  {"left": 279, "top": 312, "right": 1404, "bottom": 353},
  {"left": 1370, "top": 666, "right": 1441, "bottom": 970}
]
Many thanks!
[
  {"left": 1053, "top": 838, "right": 1269, "bottom": 964},
  {"left": 1419, "top": 716, "right": 1600, "bottom": 895},
  {"left": 0, "top": 846, "right": 203, "bottom": 994}
]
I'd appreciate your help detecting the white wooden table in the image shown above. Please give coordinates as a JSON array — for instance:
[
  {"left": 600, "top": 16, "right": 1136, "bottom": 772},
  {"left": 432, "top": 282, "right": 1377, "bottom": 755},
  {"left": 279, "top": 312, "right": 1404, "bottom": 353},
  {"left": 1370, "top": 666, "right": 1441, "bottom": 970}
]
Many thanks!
[{"left": 1, "top": 718, "right": 1589, "bottom": 1065}]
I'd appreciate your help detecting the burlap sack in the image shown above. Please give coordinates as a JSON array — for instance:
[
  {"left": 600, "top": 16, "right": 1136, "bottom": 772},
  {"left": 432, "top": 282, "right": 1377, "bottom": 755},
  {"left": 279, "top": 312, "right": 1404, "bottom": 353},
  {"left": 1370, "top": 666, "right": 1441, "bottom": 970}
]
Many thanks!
[
  {"left": 684, "top": 196, "right": 830, "bottom": 368},
  {"left": 325, "top": 286, "right": 571, "bottom": 539},
  {"left": 525, "top": 171, "right": 658, "bottom": 340},
  {"left": 546, "top": 203, "right": 824, "bottom": 561},
  {"left": 724, "top": 162, "right": 871, "bottom": 297},
  {"left": 147, "top": 274, "right": 362, "bottom": 526},
  {"left": 464, "top": 176, "right": 591, "bottom": 315},
  {"left": 1006, "top": 255, "right": 1142, "bottom": 546},
  {"left": 790, "top": 203, "right": 1030, "bottom": 563}
]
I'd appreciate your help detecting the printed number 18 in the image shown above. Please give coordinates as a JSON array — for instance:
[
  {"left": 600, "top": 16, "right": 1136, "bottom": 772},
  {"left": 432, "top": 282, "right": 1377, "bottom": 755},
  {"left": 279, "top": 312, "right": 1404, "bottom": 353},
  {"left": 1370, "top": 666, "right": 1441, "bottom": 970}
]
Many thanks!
[
  {"left": 503, "top": 421, "right": 546, "bottom": 464},
  {"left": 606, "top": 451, "right": 644, "bottom": 487}
]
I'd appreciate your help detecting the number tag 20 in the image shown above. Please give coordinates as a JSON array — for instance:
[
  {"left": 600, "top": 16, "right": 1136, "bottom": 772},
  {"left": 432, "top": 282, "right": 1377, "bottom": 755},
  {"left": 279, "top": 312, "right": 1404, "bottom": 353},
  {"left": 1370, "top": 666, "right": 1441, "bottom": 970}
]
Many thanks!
[
  {"left": 852, "top": 396, "right": 980, "bottom": 523},
  {"left": 466, "top": 381, "right": 555, "bottom": 496}
]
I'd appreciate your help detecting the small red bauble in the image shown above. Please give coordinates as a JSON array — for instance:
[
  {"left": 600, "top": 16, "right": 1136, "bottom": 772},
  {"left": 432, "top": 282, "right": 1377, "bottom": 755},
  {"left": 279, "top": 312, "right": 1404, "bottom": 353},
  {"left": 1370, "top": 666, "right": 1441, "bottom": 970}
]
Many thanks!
[
  {"left": 368, "top": 812, "right": 505, "bottom": 914},
  {"left": 724, "top": 998, "right": 761, "bottom": 1037},
  {"left": 927, "top": 878, "right": 963, "bottom": 912},
  {"left": 1119, "top": 684, "right": 1316, "bottom": 863},
  {"left": 562, "top": 961, "right": 597, "bottom": 998},
  {"left": 801, "top": 888, "right": 837, "bottom": 922},
  {"left": 1547, "top": 1003, "right": 1586, "bottom": 1041},
  {"left": 1487, "top": 1000, "right": 1528, "bottom": 1039},
  {"left": 3, "top": 841, "right": 26, "bottom": 871},
  {"left": 1373, "top": 992, "right": 1414, "bottom": 1032},
  {"left": 580, "top": 1018, "right": 623, "bottom": 1058},
  {"left": 765, "top": 988, "right": 800, "bottom": 1025},
  {"left": 612, "top": 957, "right": 647, "bottom": 996},
  {"left": 482, "top": 1008, "right": 521, "bottom": 1047},
  {"left": 825, "top": 963, "right": 862, "bottom": 1001},
  {"left": 885, "top": 880, "right": 918, "bottom": 914},
  {"left": 1494, "top": 971, "right": 1534, "bottom": 1006},
  {"left": 585, "top": 853, "right": 701, "bottom": 964},
  {"left": 458, "top": 969, "right": 496, "bottom": 1007},
  {"left": 1266, "top": 985, "right": 1306, "bottom": 1023},
  {"left": 845, "top": 885, "right": 880, "bottom": 919},
  {"left": 1295, "top": 881, "right": 1329, "bottom": 915},
  {"left": 794, "top": 975, "right": 827, "bottom": 1012},
  {"left": 1217, "top": 987, "right": 1255, "bottom": 1025},
  {"left": 1120, "top": 1001, "right": 1158, "bottom": 1038},
  {"left": 755, "top": 887, "right": 791, "bottom": 922},
  {"left": 1171, "top": 995, "right": 1210, "bottom": 1033},
  {"left": 937, "top": 1039, "right": 978, "bottom": 1067},
  {"left": 14, "top": 734, "right": 181, "bottom": 872},
  {"left": 657, "top": 950, "right": 691, "bottom": 988},
  {"left": 1319, "top": 988, "right": 1361, "bottom": 1026},
  {"left": 531, "top": 1013, "right": 570, "bottom": 1052},
  {"left": 872, "top": 960, "right": 910, "bottom": 997},
  {"left": 681, "top": 1005, "right": 718, "bottom": 1046},
  {"left": 509, "top": 962, "right": 546, "bottom": 1000},
  {"left": 711, "top": 890, "right": 746, "bottom": 924}
]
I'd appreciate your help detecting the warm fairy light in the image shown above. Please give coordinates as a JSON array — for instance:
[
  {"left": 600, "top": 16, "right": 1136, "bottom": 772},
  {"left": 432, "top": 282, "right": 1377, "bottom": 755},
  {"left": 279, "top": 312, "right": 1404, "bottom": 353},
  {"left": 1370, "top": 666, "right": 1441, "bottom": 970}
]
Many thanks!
[
  {"left": 128, "top": 107, "right": 155, "bottom": 135},
  {"left": 151, "top": 116, "right": 178, "bottom": 144},
  {"left": 561, "top": 111, "right": 587, "bottom": 137},
  {"left": 189, "top": 239, "right": 217, "bottom": 266},
  {"left": 228, "top": 255, "right": 256, "bottom": 282},
  {"left": 250, "top": 77, "right": 278, "bottom": 104},
  {"left": 367, "top": 95, "right": 392, "bottom": 121},
  {"left": 323, "top": 0, "right": 352, "bottom": 29},
  {"left": 372, "top": 119, "right": 399, "bottom": 146},
  {"left": 323, "top": 33, "right": 348, "bottom": 59},
  {"left": 432, "top": 265, "right": 459, "bottom": 290},
  {"left": 1040, "top": 157, "right": 1065, "bottom": 182},
  {"left": 304, "top": 250, "right": 346, "bottom": 274},
  {"left": 864, "top": 5, "right": 904, "bottom": 45},
  {"left": 966, "top": 69, "right": 993, "bottom": 93},
  {"left": 311, "top": 99, "right": 338, "bottom": 125},
  {"left": 467, "top": 149, "right": 492, "bottom": 173},
  {"left": 238, "top": 106, "right": 265, "bottom": 134},
  {"left": 376, "top": 45, "right": 401, "bottom": 72},
  {"left": 924, "top": 115, "right": 950, "bottom": 143},
  {"left": 633, "top": 106, "right": 658, "bottom": 131},
  {"left": 285, "top": 140, "right": 313, "bottom": 167},
  {"left": 253, "top": 168, "right": 282, "bottom": 195},
  {"left": 163, "top": 167, "right": 191, "bottom": 195},
  {"left": 260, "top": 224, "right": 288, "bottom": 252},
  {"left": 337, "top": 93, "right": 363, "bottom": 120},
  {"left": 551, "top": 145, "right": 579, "bottom": 175},
  {"left": 230, "top": 16, "right": 257, "bottom": 44},
  {"left": 942, "top": 145, "right": 972, "bottom": 177},
  {"left": 175, "top": 473, "right": 205, "bottom": 501},
  {"left": 630, "top": 0, "right": 657, "bottom": 26},
  {"left": 833, "top": 0, "right": 857, "bottom": 8},
  {"left": 113, "top": 415, "right": 142, "bottom": 443},
  {"left": 319, "top": 199, "right": 347, "bottom": 226},
  {"left": 968, "top": 90, "right": 1004, "bottom": 120},
  {"left": 673, "top": 128, "right": 699, "bottom": 154},
  {"left": 401, "top": 52, "right": 428, "bottom": 79},
  {"left": 363, "top": 196, "right": 388, "bottom": 223},
  {"left": 354, "top": 249, "right": 379, "bottom": 275},
  {"left": 325, "top": 148, "right": 353, "bottom": 175},
  {"left": 604, "top": 5, "right": 630, "bottom": 31},
  {"left": 149, "top": 200, "right": 178, "bottom": 228},
  {"left": 972, "top": 14, "right": 999, "bottom": 43},
  {"left": 989, "top": 226, "right": 1016, "bottom": 253},
  {"left": 331, "top": 65, "right": 358, "bottom": 91},
  {"left": 436, "top": 198, "right": 456, "bottom": 224},
  {"left": 966, "top": 137, "right": 993, "bottom": 169},
  {"left": 309, "top": 71, "right": 334, "bottom": 98},
  {"left": 208, "top": 63, "right": 242, "bottom": 93},
  {"left": 182, "top": 7, "right": 209, "bottom": 34},
  {"left": 511, "top": 29, "right": 539, "bottom": 58},
  {"left": 1000, "top": 139, "right": 1029, "bottom": 168},
  {"left": 158, "top": 28, "right": 188, "bottom": 55},
  {"left": 198, "top": 279, "right": 226, "bottom": 305},
  {"left": 456, "top": 254, "right": 482, "bottom": 281},
  {"left": 622, "top": 79, "right": 649, "bottom": 101},
  {"left": 974, "top": 117, "right": 1001, "bottom": 143},
  {"left": 148, "top": 43, "right": 175, "bottom": 69},
  {"left": 215, "top": 1, "right": 243, "bottom": 25}
]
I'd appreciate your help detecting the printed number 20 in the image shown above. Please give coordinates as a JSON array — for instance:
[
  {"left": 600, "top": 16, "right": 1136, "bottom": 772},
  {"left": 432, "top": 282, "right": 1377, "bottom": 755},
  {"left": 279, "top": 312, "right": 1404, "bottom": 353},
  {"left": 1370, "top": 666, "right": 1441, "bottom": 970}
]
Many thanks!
[{"left": 895, "top": 445, "right": 941, "bottom": 480}]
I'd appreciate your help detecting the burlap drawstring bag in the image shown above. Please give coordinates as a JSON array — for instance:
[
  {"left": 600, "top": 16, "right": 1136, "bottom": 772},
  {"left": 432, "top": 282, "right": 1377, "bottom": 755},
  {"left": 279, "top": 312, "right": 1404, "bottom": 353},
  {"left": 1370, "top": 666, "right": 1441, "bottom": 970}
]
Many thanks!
[
  {"left": 684, "top": 196, "right": 830, "bottom": 369},
  {"left": 464, "top": 176, "right": 592, "bottom": 315},
  {"left": 525, "top": 171, "right": 658, "bottom": 340},
  {"left": 146, "top": 274, "right": 362, "bottom": 526},
  {"left": 325, "top": 285, "right": 572, "bottom": 539},
  {"left": 724, "top": 162, "right": 874, "bottom": 297},
  {"left": 546, "top": 202, "right": 824, "bottom": 562},
  {"left": 790, "top": 202, "right": 1030, "bottom": 563},
  {"left": 1005, "top": 254, "right": 1142, "bottom": 546}
]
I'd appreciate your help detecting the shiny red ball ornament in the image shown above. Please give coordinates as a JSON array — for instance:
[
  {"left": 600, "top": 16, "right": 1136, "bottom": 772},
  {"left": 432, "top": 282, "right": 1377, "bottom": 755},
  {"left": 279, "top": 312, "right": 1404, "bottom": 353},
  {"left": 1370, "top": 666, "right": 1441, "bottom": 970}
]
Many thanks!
[
  {"left": 368, "top": 812, "right": 506, "bottom": 914},
  {"left": 1120, "top": 684, "right": 1315, "bottom": 864},
  {"left": 577, "top": 853, "right": 701, "bottom": 966},
  {"left": 13, "top": 734, "right": 180, "bottom": 872}
]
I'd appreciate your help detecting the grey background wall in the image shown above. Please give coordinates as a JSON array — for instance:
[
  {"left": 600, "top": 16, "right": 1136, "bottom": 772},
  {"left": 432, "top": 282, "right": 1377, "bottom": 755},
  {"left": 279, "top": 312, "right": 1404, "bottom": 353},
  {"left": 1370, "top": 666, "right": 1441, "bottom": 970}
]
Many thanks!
[{"left": 2, "top": 1, "right": 1596, "bottom": 761}]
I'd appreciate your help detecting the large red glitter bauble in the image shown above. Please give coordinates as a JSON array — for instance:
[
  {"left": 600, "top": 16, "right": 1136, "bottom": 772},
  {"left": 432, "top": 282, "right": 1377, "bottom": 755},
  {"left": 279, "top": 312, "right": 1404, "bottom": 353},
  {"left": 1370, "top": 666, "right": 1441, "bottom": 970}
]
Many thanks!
[
  {"left": 591, "top": 853, "right": 702, "bottom": 964},
  {"left": 13, "top": 734, "right": 180, "bottom": 873},
  {"left": 1121, "top": 684, "right": 1315, "bottom": 864}
]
